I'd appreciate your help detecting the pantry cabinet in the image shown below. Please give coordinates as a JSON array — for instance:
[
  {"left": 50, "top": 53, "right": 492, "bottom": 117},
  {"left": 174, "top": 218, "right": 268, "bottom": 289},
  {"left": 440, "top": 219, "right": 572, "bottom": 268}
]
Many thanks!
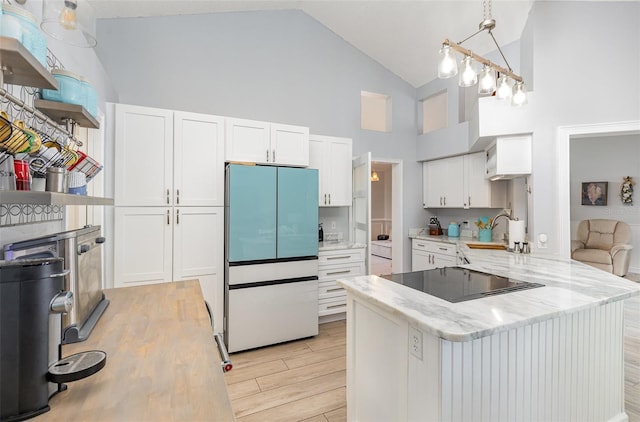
[
  {"left": 309, "top": 135, "right": 353, "bottom": 207},
  {"left": 422, "top": 152, "right": 506, "bottom": 209},
  {"left": 114, "top": 206, "right": 224, "bottom": 333},
  {"left": 225, "top": 117, "right": 309, "bottom": 166},
  {"left": 113, "top": 104, "right": 225, "bottom": 207}
]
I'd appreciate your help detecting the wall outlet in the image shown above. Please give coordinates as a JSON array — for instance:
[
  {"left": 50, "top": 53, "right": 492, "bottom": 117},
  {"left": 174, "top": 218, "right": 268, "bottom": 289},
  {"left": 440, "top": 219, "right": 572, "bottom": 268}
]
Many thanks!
[
  {"left": 538, "top": 233, "right": 548, "bottom": 249},
  {"left": 409, "top": 326, "right": 423, "bottom": 360}
]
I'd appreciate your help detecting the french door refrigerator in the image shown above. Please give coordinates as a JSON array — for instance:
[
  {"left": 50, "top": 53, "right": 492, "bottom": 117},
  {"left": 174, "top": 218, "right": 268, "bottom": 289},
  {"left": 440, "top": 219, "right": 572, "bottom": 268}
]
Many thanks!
[{"left": 224, "top": 164, "right": 319, "bottom": 352}]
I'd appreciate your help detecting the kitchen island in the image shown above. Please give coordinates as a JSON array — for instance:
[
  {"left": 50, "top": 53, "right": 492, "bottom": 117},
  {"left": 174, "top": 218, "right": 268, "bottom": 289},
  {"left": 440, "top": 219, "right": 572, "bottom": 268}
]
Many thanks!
[
  {"left": 40, "top": 280, "right": 235, "bottom": 421},
  {"left": 337, "top": 247, "right": 640, "bottom": 422}
]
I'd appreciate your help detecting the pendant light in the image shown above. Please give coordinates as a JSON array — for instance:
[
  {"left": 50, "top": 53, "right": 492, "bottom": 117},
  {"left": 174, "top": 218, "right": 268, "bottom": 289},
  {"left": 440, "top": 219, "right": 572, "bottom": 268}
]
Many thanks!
[
  {"left": 459, "top": 56, "right": 477, "bottom": 87},
  {"left": 437, "top": 45, "right": 458, "bottom": 79},
  {"left": 41, "top": 0, "right": 97, "bottom": 48},
  {"left": 370, "top": 171, "right": 380, "bottom": 182},
  {"left": 478, "top": 64, "right": 496, "bottom": 95},
  {"left": 436, "top": 0, "right": 526, "bottom": 106}
]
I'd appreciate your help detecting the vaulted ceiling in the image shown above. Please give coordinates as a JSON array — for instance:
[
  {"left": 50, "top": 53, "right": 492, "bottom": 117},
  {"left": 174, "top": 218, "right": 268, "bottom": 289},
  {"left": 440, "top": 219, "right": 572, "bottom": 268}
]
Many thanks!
[{"left": 87, "top": 0, "right": 534, "bottom": 87}]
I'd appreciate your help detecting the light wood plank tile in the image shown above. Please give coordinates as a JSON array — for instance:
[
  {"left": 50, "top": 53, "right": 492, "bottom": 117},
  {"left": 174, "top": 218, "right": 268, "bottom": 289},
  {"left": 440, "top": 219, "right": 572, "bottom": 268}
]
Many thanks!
[
  {"left": 305, "top": 332, "right": 346, "bottom": 352},
  {"left": 233, "top": 371, "right": 346, "bottom": 418},
  {"left": 226, "top": 378, "right": 261, "bottom": 401},
  {"left": 224, "top": 359, "right": 288, "bottom": 385},
  {"left": 284, "top": 344, "right": 346, "bottom": 369},
  {"left": 257, "top": 356, "right": 346, "bottom": 391},
  {"left": 236, "top": 387, "right": 346, "bottom": 422},
  {"left": 301, "top": 415, "right": 329, "bottom": 422},
  {"left": 324, "top": 405, "right": 347, "bottom": 422},
  {"left": 230, "top": 341, "right": 313, "bottom": 368}
]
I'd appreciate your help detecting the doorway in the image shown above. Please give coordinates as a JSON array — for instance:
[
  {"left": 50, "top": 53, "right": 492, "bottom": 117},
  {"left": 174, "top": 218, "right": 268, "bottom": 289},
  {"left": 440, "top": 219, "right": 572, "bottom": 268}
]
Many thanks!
[{"left": 370, "top": 159, "right": 403, "bottom": 275}]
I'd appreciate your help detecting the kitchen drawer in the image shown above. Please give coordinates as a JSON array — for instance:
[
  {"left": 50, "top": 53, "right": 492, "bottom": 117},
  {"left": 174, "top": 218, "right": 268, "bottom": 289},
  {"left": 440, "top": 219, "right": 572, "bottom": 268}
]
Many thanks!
[
  {"left": 319, "top": 280, "right": 346, "bottom": 299},
  {"left": 319, "top": 296, "right": 347, "bottom": 316},
  {"left": 319, "top": 248, "right": 365, "bottom": 266},
  {"left": 319, "top": 263, "right": 364, "bottom": 281},
  {"left": 412, "top": 239, "right": 456, "bottom": 257}
]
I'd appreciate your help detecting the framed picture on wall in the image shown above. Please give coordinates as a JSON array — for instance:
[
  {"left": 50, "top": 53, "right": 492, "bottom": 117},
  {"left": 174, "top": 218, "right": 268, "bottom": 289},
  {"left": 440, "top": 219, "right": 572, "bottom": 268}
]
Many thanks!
[{"left": 581, "top": 182, "right": 608, "bottom": 205}]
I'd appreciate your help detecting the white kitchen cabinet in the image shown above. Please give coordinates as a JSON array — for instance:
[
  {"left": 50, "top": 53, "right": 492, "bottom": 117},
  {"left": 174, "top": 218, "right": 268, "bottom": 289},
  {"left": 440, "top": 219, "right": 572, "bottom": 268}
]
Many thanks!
[
  {"left": 113, "top": 104, "right": 225, "bottom": 207},
  {"left": 114, "top": 206, "right": 225, "bottom": 333},
  {"left": 485, "top": 135, "right": 532, "bottom": 180},
  {"left": 422, "top": 156, "right": 464, "bottom": 208},
  {"left": 422, "top": 152, "right": 506, "bottom": 209},
  {"left": 411, "top": 238, "right": 458, "bottom": 271},
  {"left": 225, "top": 117, "right": 309, "bottom": 166},
  {"left": 309, "top": 135, "right": 352, "bottom": 207},
  {"left": 318, "top": 247, "right": 365, "bottom": 319}
]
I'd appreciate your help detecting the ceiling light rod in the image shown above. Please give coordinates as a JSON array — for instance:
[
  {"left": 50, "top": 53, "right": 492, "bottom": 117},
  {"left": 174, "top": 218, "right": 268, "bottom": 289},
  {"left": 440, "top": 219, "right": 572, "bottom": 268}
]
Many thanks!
[{"left": 441, "top": 38, "right": 523, "bottom": 83}]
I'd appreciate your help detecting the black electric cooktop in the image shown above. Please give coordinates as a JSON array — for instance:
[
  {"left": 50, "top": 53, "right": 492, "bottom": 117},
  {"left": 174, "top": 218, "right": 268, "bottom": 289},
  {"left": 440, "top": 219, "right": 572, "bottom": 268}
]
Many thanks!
[{"left": 381, "top": 267, "right": 544, "bottom": 303}]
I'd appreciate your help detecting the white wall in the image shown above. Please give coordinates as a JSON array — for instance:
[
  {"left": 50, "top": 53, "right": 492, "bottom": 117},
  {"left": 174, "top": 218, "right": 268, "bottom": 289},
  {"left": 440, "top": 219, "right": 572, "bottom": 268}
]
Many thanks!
[
  {"left": 570, "top": 134, "right": 640, "bottom": 272},
  {"left": 523, "top": 1, "right": 640, "bottom": 255},
  {"left": 95, "top": 10, "right": 425, "bottom": 271}
]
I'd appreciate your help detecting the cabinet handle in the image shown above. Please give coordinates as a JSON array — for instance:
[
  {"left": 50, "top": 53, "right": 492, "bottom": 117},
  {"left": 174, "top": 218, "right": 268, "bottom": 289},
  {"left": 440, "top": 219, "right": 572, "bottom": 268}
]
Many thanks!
[
  {"left": 328, "top": 193, "right": 331, "bottom": 204},
  {"left": 176, "top": 209, "right": 180, "bottom": 225},
  {"left": 416, "top": 243, "right": 425, "bottom": 247},
  {"left": 167, "top": 210, "right": 170, "bottom": 225},
  {"left": 272, "top": 149, "right": 276, "bottom": 162},
  {"left": 266, "top": 149, "right": 270, "bottom": 162},
  {"left": 326, "top": 270, "right": 351, "bottom": 276},
  {"left": 439, "top": 197, "right": 442, "bottom": 206},
  {"left": 468, "top": 196, "right": 471, "bottom": 207},
  {"left": 438, "top": 247, "right": 448, "bottom": 251},
  {"left": 327, "top": 304, "right": 345, "bottom": 309},
  {"left": 166, "top": 189, "right": 170, "bottom": 204},
  {"left": 327, "top": 255, "right": 351, "bottom": 260},
  {"left": 177, "top": 189, "right": 180, "bottom": 205},
  {"left": 444, "top": 197, "right": 446, "bottom": 206},
  {"left": 324, "top": 194, "right": 327, "bottom": 205},
  {"left": 326, "top": 287, "right": 344, "bottom": 292}
]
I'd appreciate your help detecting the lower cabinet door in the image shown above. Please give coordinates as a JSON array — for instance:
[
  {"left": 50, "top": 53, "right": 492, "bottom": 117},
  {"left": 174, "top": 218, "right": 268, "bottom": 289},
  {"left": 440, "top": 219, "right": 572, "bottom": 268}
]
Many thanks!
[
  {"left": 433, "top": 253, "right": 457, "bottom": 269},
  {"left": 114, "top": 207, "right": 173, "bottom": 287},
  {"left": 411, "top": 249, "right": 435, "bottom": 271}
]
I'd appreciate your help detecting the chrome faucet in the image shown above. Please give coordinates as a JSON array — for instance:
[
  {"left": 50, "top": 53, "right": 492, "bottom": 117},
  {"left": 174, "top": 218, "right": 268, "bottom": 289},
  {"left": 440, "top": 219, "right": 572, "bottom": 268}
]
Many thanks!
[{"left": 490, "top": 208, "right": 515, "bottom": 230}]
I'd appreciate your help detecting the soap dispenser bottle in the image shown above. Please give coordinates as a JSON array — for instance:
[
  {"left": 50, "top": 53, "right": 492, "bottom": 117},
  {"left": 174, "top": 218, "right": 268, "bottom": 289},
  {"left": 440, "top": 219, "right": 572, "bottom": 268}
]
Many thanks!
[{"left": 318, "top": 223, "right": 324, "bottom": 242}]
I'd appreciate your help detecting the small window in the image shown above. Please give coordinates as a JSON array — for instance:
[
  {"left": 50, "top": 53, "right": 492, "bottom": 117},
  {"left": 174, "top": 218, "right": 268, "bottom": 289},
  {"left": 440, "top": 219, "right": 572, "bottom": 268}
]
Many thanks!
[
  {"left": 422, "top": 91, "right": 447, "bottom": 134},
  {"left": 361, "top": 91, "right": 392, "bottom": 132}
]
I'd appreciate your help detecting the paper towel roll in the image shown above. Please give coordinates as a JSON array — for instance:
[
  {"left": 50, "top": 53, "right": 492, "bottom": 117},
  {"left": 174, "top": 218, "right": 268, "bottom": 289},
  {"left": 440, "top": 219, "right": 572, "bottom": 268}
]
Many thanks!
[{"left": 508, "top": 220, "right": 526, "bottom": 250}]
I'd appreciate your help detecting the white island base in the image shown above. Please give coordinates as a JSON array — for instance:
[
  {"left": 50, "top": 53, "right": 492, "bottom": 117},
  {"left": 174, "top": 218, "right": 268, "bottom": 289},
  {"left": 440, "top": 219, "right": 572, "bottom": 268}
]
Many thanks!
[{"left": 346, "top": 295, "right": 627, "bottom": 422}]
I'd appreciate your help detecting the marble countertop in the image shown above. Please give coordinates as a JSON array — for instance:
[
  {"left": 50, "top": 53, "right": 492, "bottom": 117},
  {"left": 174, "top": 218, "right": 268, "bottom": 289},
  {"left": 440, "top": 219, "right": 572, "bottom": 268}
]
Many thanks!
[
  {"left": 319, "top": 241, "right": 366, "bottom": 251},
  {"left": 337, "top": 247, "right": 640, "bottom": 342}
]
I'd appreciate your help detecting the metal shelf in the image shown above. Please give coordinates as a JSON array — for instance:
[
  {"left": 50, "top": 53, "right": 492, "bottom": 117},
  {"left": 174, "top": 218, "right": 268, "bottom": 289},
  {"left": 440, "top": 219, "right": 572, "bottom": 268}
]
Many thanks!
[
  {"left": 0, "top": 191, "right": 113, "bottom": 206},
  {"left": 0, "top": 37, "right": 58, "bottom": 90},
  {"left": 34, "top": 99, "right": 100, "bottom": 129}
]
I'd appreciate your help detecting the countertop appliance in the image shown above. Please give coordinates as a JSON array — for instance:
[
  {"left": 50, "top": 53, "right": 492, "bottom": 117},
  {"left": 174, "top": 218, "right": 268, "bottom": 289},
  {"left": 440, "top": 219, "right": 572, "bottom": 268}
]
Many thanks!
[
  {"left": 225, "top": 164, "right": 319, "bottom": 353},
  {"left": 0, "top": 258, "right": 70, "bottom": 421},
  {"left": 428, "top": 217, "right": 443, "bottom": 236},
  {"left": 3, "top": 226, "right": 109, "bottom": 344},
  {"left": 381, "top": 267, "right": 544, "bottom": 303}
]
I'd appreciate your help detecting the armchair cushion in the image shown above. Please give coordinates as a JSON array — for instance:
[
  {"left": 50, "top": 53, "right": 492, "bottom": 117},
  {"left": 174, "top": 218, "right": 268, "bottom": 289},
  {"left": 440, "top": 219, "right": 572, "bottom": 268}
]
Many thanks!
[
  {"left": 572, "top": 219, "right": 633, "bottom": 276},
  {"left": 573, "top": 248, "right": 612, "bottom": 265}
]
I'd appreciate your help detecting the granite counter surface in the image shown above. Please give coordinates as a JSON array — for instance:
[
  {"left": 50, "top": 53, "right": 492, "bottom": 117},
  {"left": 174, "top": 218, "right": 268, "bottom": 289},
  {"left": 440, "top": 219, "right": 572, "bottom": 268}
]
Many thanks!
[{"left": 337, "top": 245, "right": 640, "bottom": 342}]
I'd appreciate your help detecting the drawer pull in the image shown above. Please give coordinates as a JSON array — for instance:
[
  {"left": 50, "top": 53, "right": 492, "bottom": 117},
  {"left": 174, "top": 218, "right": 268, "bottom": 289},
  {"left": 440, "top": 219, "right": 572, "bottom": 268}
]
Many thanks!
[
  {"left": 416, "top": 243, "right": 425, "bottom": 247},
  {"left": 438, "top": 247, "right": 448, "bottom": 251},
  {"left": 326, "top": 270, "right": 351, "bottom": 276},
  {"left": 327, "top": 255, "right": 351, "bottom": 260},
  {"left": 326, "top": 287, "right": 344, "bottom": 292},
  {"left": 327, "top": 304, "right": 345, "bottom": 309}
]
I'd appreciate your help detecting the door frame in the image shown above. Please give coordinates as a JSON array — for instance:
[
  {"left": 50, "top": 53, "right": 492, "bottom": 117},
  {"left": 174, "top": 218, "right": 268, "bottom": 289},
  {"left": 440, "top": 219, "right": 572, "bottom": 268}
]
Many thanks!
[
  {"left": 371, "top": 157, "right": 403, "bottom": 274},
  {"left": 556, "top": 120, "right": 640, "bottom": 257}
]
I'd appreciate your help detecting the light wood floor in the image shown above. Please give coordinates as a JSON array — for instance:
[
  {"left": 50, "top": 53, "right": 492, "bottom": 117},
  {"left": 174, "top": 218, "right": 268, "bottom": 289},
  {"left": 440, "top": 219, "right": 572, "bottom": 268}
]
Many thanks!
[{"left": 226, "top": 292, "right": 640, "bottom": 422}]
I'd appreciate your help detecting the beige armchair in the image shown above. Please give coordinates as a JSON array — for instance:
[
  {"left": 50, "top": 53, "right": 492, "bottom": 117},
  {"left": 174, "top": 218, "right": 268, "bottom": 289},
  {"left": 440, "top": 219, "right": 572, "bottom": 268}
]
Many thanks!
[{"left": 571, "top": 219, "right": 633, "bottom": 276}]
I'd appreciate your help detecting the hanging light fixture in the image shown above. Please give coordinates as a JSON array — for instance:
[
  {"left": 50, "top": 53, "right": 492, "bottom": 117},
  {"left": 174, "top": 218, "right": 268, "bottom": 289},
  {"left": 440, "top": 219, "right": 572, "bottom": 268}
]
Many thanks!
[
  {"left": 436, "top": 0, "right": 526, "bottom": 106},
  {"left": 41, "top": 0, "right": 97, "bottom": 48},
  {"left": 370, "top": 171, "right": 380, "bottom": 182}
]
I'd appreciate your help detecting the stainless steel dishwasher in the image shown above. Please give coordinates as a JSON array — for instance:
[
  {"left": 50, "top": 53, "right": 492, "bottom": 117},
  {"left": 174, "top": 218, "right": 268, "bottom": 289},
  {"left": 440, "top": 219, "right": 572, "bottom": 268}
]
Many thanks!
[{"left": 3, "top": 225, "right": 110, "bottom": 344}]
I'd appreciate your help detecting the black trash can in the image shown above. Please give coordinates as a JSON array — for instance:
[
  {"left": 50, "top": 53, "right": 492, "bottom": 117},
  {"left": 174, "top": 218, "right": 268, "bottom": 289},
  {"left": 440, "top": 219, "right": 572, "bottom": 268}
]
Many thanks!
[{"left": 0, "top": 258, "right": 66, "bottom": 422}]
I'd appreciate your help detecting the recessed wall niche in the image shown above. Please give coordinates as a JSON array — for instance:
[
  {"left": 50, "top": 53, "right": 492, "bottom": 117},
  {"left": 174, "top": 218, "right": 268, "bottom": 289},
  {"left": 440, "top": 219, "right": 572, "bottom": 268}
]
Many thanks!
[
  {"left": 421, "top": 90, "right": 447, "bottom": 134},
  {"left": 361, "top": 91, "right": 392, "bottom": 132}
]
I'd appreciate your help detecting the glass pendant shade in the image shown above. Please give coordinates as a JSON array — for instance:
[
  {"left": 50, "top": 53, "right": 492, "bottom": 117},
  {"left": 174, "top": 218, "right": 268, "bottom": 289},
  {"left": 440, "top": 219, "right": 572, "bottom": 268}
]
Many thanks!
[
  {"left": 495, "top": 75, "right": 512, "bottom": 100},
  {"left": 370, "top": 171, "right": 380, "bottom": 182},
  {"left": 437, "top": 45, "right": 458, "bottom": 79},
  {"left": 511, "top": 81, "right": 528, "bottom": 106},
  {"left": 458, "top": 56, "right": 477, "bottom": 87},
  {"left": 478, "top": 65, "right": 496, "bottom": 95},
  {"left": 41, "top": 0, "right": 97, "bottom": 48}
]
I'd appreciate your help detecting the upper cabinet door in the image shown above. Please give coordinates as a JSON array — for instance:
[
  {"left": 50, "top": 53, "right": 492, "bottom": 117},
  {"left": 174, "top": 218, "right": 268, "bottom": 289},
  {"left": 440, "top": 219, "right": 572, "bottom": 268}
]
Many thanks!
[
  {"left": 308, "top": 136, "right": 325, "bottom": 205},
  {"left": 270, "top": 123, "right": 309, "bottom": 167},
  {"left": 325, "top": 137, "right": 352, "bottom": 206},
  {"left": 114, "top": 104, "right": 173, "bottom": 206},
  {"left": 174, "top": 112, "right": 225, "bottom": 206},
  {"left": 225, "top": 118, "right": 270, "bottom": 164}
]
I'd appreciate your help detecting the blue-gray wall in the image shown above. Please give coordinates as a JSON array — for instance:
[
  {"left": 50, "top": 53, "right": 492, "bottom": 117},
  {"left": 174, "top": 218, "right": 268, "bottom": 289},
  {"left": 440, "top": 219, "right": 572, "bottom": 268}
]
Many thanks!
[{"left": 96, "top": 9, "right": 426, "bottom": 271}]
